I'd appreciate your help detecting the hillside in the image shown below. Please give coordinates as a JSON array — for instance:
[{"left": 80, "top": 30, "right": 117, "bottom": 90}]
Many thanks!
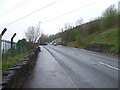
[
  {"left": 89, "top": 28, "right": 119, "bottom": 53},
  {"left": 42, "top": 5, "right": 118, "bottom": 54},
  {"left": 67, "top": 28, "right": 119, "bottom": 54}
]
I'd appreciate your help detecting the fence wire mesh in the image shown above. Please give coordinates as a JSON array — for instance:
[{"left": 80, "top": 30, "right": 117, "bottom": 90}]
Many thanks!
[{"left": 2, "top": 40, "right": 27, "bottom": 61}]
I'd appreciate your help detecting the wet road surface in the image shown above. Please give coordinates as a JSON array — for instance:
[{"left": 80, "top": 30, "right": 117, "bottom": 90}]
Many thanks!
[
  {"left": 23, "top": 46, "right": 76, "bottom": 88},
  {"left": 23, "top": 45, "right": 118, "bottom": 88}
]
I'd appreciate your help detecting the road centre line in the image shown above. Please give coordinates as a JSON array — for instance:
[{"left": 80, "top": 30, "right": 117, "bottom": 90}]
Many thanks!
[{"left": 99, "top": 62, "right": 120, "bottom": 71}]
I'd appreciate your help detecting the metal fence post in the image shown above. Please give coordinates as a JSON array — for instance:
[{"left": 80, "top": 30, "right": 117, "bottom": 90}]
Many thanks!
[
  {"left": 0, "top": 28, "right": 7, "bottom": 86},
  {"left": 11, "top": 33, "right": 16, "bottom": 56},
  {"left": 0, "top": 34, "right": 1, "bottom": 90},
  {"left": 0, "top": 34, "right": 2, "bottom": 62},
  {"left": 0, "top": 28, "right": 7, "bottom": 61}
]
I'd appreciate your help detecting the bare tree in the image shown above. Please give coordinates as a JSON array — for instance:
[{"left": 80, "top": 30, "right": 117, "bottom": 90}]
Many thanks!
[
  {"left": 64, "top": 23, "right": 73, "bottom": 30},
  {"left": 75, "top": 18, "right": 83, "bottom": 26},
  {"left": 25, "top": 26, "right": 40, "bottom": 43}
]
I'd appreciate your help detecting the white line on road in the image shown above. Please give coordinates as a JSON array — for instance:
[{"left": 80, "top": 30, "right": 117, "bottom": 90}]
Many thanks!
[{"left": 99, "top": 62, "right": 120, "bottom": 71}]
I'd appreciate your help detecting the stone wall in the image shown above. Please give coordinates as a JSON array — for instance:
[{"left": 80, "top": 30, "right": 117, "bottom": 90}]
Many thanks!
[{"left": 2, "top": 47, "right": 41, "bottom": 89}]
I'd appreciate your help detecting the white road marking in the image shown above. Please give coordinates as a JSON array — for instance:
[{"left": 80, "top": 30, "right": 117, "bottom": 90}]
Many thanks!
[{"left": 99, "top": 62, "right": 120, "bottom": 71}]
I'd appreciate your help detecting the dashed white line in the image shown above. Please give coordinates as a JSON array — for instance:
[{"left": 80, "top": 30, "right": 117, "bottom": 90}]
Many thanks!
[{"left": 99, "top": 62, "right": 120, "bottom": 71}]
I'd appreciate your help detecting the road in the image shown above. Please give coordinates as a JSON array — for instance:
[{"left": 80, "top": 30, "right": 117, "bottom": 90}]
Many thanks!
[{"left": 23, "top": 45, "right": 119, "bottom": 88}]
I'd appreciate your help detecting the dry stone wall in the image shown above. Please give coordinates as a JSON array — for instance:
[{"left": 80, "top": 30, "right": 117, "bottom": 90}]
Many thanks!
[{"left": 2, "top": 47, "right": 41, "bottom": 89}]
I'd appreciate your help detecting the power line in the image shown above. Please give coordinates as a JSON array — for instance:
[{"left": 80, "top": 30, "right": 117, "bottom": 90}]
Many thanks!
[
  {"left": 1, "top": 0, "right": 100, "bottom": 29},
  {"left": 1, "top": 0, "right": 58, "bottom": 28},
  {"left": 0, "top": 0, "right": 32, "bottom": 17},
  {"left": 42, "top": 0, "right": 100, "bottom": 24},
  {"left": 1, "top": 0, "right": 59, "bottom": 41}
]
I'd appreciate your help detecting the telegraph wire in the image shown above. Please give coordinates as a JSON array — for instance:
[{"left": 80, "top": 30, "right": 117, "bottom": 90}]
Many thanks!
[
  {"left": 0, "top": 0, "right": 33, "bottom": 17},
  {"left": 1, "top": 0, "right": 98, "bottom": 28},
  {"left": 1, "top": 0, "right": 99, "bottom": 39},
  {"left": 1, "top": 0, "right": 58, "bottom": 28},
  {"left": 42, "top": 0, "right": 100, "bottom": 24},
  {"left": 0, "top": 0, "right": 99, "bottom": 41},
  {"left": 1, "top": 0, "right": 59, "bottom": 41}
]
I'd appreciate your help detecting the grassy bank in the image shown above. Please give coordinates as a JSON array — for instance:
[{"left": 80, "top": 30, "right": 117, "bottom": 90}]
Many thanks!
[
  {"left": 67, "top": 28, "right": 119, "bottom": 53},
  {"left": 2, "top": 52, "right": 28, "bottom": 72},
  {"left": 89, "top": 28, "right": 119, "bottom": 53}
]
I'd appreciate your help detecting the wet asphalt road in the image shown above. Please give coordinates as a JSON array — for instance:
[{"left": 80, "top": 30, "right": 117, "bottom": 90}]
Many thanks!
[{"left": 23, "top": 45, "right": 118, "bottom": 88}]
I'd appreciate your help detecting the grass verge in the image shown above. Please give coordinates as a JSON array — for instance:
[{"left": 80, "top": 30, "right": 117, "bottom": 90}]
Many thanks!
[{"left": 2, "top": 52, "right": 28, "bottom": 72}]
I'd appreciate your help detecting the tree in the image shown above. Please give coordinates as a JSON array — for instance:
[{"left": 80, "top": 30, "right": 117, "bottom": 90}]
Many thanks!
[
  {"left": 25, "top": 26, "right": 40, "bottom": 43},
  {"left": 64, "top": 23, "right": 73, "bottom": 30},
  {"left": 17, "top": 39, "right": 27, "bottom": 53},
  {"left": 101, "top": 5, "right": 118, "bottom": 29},
  {"left": 88, "top": 19, "right": 101, "bottom": 34},
  {"left": 17, "top": 38, "right": 27, "bottom": 45},
  {"left": 39, "top": 33, "right": 48, "bottom": 44},
  {"left": 75, "top": 18, "right": 83, "bottom": 26}
]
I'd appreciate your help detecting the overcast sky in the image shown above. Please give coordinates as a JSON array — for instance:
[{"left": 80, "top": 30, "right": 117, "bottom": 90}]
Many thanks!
[{"left": 0, "top": 0, "right": 119, "bottom": 42}]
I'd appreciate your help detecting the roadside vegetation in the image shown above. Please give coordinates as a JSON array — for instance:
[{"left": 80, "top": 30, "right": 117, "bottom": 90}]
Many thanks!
[
  {"left": 90, "top": 28, "right": 118, "bottom": 53},
  {"left": 2, "top": 26, "right": 40, "bottom": 72},
  {"left": 67, "top": 28, "right": 119, "bottom": 53},
  {"left": 0, "top": 61, "right": 2, "bottom": 75},
  {"left": 2, "top": 52, "right": 28, "bottom": 72}
]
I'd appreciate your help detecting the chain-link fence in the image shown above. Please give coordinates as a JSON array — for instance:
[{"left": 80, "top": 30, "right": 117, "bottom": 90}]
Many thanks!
[{"left": 2, "top": 40, "right": 27, "bottom": 61}]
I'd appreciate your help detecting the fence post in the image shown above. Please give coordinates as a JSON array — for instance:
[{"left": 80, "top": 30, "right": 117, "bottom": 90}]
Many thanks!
[
  {"left": 0, "top": 35, "right": 2, "bottom": 62},
  {"left": 11, "top": 33, "right": 16, "bottom": 56},
  {"left": 0, "top": 28, "right": 7, "bottom": 61},
  {"left": 0, "top": 34, "right": 1, "bottom": 90},
  {"left": 0, "top": 28, "right": 7, "bottom": 82}
]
